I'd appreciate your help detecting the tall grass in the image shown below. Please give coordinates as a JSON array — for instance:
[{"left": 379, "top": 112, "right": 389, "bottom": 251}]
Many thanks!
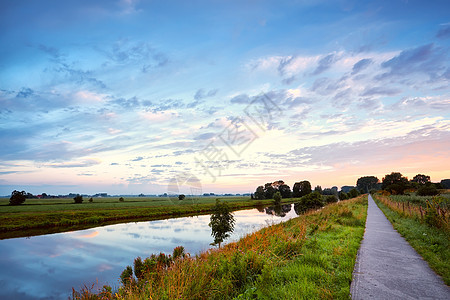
[{"left": 72, "top": 195, "right": 368, "bottom": 299}]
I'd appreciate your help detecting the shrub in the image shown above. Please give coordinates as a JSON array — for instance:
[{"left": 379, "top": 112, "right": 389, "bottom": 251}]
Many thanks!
[
  {"left": 417, "top": 184, "right": 439, "bottom": 196},
  {"left": 73, "top": 195, "right": 83, "bottom": 204},
  {"left": 119, "top": 197, "right": 124, "bottom": 202},
  {"left": 173, "top": 246, "right": 186, "bottom": 260},
  {"left": 120, "top": 266, "right": 134, "bottom": 285},
  {"left": 273, "top": 192, "right": 282, "bottom": 205},
  {"left": 9, "top": 190, "right": 26, "bottom": 206},
  {"left": 88, "top": 197, "right": 93, "bottom": 203},
  {"left": 294, "top": 191, "right": 323, "bottom": 214},
  {"left": 178, "top": 194, "right": 186, "bottom": 200},
  {"left": 338, "top": 191, "right": 348, "bottom": 200},
  {"left": 324, "top": 195, "right": 338, "bottom": 204}
]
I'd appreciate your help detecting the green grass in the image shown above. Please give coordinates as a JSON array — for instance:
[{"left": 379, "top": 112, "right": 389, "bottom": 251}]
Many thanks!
[
  {"left": 372, "top": 194, "right": 450, "bottom": 285},
  {"left": 0, "top": 197, "right": 298, "bottom": 239},
  {"left": 73, "top": 195, "right": 368, "bottom": 299}
]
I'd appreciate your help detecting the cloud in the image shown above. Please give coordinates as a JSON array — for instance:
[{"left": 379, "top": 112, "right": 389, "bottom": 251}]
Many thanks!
[
  {"left": 109, "top": 96, "right": 141, "bottom": 109},
  {"left": 288, "top": 128, "right": 450, "bottom": 168},
  {"left": 194, "top": 88, "right": 218, "bottom": 100},
  {"left": 361, "top": 86, "right": 401, "bottom": 97},
  {"left": 194, "top": 132, "right": 216, "bottom": 140},
  {"left": 351, "top": 58, "right": 373, "bottom": 75},
  {"left": 436, "top": 24, "right": 450, "bottom": 39},
  {"left": 230, "top": 94, "right": 250, "bottom": 104},
  {"left": 46, "top": 158, "right": 101, "bottom": 168},
  {"left": 132, "top": 156, "right": 144, "bottom": 161},
  {"left": 378, "top": 44, "right": 447, "bottom": 81},
  {"left": 311, "top": 53, "right": 338, "bottom": 75},
  {"left": 16, "top": 88, "right": 35, "bottom": 98}
]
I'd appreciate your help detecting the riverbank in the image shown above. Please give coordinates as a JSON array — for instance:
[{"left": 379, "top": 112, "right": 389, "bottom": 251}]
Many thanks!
[
  {"left": 0, "top": 197, "right": 297, "bottom": 239},
  {"left": 74, "top": 195, "right": 368, "bottom": 299}
]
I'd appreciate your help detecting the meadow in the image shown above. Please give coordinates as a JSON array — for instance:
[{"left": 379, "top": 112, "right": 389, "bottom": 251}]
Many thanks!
[
  {"left": 73, "top": 195, "right": 368, "bottom": 299},
  {"left": 0, "top": 196, "right": 297, "bottom": 239},
  {"left": 372, "top": 193, "right": 449, "bottom": 285}
]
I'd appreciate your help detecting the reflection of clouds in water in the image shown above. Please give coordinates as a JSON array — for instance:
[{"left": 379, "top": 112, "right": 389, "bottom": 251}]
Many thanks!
[{"left": 127, "top": 233, "right": 141, "bottom": 239}]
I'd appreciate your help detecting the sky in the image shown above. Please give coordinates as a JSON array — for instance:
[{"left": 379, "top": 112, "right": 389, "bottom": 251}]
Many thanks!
[{"left": 0, "top": 0, "right": 449, "bottom": 196}]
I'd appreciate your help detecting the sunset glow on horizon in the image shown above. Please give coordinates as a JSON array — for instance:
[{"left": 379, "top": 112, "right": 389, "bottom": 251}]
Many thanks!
[{"left": 1, "top": 0, "right": 449, "bottom": 195}]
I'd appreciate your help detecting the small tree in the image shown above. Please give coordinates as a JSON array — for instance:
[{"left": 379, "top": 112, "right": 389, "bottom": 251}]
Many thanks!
[
  {"left": 88, "top": 197, "right": 93, "bottom": 203},
  {"left": 209, "top": 200, "right": 235, "bottom": 248},
  {"left": 273, "top": 191, "right": 282, "bottom": 205},
  {"left": 73, "top": 194, "right": 83, "bottom": 204},
  {"left": 178, "top": 194, "right": 186, "bottom": 200},
  {"left": 9, "top": 190, "right": 26, "bottom": 206},
  {"left": 119, "top": 197, "right": 124, "bottom": 202}
]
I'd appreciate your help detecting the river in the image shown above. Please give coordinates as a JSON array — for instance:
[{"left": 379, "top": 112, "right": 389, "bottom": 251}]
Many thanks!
[{"left": 0, "top": 204, "right": 299, "bottom": 299}]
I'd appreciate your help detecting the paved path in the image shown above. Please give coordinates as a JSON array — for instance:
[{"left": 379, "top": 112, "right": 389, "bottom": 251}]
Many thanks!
[{"left": 350, "top": 194, "right": 449, "bottom": 299}]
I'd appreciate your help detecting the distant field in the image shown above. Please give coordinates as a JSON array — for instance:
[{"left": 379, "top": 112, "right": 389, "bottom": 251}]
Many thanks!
[{"left": 0, "top": 196, "right": 297, "bottom": 239}]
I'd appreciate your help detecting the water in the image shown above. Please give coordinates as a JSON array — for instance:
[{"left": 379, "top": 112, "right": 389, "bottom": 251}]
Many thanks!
[{"left": 0, "top": 204, "right": 298, "bottom": 299}]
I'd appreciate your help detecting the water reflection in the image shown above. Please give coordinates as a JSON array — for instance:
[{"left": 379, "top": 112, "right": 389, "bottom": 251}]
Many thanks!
[{"left": 0, "top": 204, "right": 299, "bottom": 299}]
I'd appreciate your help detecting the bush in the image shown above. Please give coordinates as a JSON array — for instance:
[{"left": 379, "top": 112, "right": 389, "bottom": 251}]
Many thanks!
[
  {"left": 417, "top": 184, "right": 439, "bottom": 196},
  {"left": 9, "top": 190, "right": 26, "bottom": 206},
  {"left": 178, "top": 194, "right": 186, "bottom": 200},
  {"left": 348, "top": 188, "right": 360, "bottom": 198},
  {"left": 294, "top": 191, "right": 323, "bottom": 214},
  {"left": 120, "top": 266, "right": 134, "bottom": 285},
  {"left": 88, "top": 197, "right": 93, "bottom": 203},
  {"left": 73, "top": 195, "right": 83, "bottom": 204},
  {"left": 324, "top": 195, "right": 338, "bottom": 204},
  {"left": 273, "top": 192, "right": 282, "bottom": 205},
  {"left": 338, "top": 192, "right": 348, "bottom": 200},
  {"left": 119, "top": 197, "right": 124, "bottom": 202}
]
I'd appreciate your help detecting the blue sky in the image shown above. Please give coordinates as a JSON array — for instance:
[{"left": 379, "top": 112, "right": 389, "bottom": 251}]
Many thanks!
[{"left": 1, "top": 0, "right": 449, "bottom": 195}]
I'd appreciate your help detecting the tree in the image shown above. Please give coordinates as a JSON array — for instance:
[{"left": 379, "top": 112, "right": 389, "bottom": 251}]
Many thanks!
[
  {"left": 382, "top": 172, "right": 409, "bottom": 195},
  {"left": 278, "top": 184, "right": 292, "bottom": 198},
  {"left": 273, "top": 191, "right": 282, "bottom": 205},
  {"left": 411, "top": 174, "right": 430, "bottom": 185},
  {"left": 292, "top": 181, "right": 312, "bottom": 198},
  {"left": 314, "top": 185, "right": 322, "bottom": 194},
  {"left": 264, "top": 182, "right": 276, "bottom": 199},
  {"left": 441, "top": 179, "right": 450, "bottom": 189},
  {"left": 178, "top": 194, "right": 186, "bottom": 200},
  {"left": 254, "top": 186, "right": 265, "bottom": 200},
  {"left": 9, "top": 190, "right": 26, "bottom": 206},
  {"left": 356, "top": 176, "right": 379, "bottom": 193},
  {"left": 209, "top": 200, "right": 235, "bottom": 248},
  {"left": 74, "top": 194, "right": 83, "bottom": 204}
]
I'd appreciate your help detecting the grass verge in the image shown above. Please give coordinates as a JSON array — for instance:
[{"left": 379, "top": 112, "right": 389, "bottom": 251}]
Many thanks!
[
  {"left": 73, "top": 195, "right": 368, "bottom": 299},
  {"left": 372, "top": 194, "right": 449, "bottom": 285}
]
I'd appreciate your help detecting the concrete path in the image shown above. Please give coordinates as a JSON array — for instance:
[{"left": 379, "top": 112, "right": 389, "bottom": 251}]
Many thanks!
[{"left": 350, "top": 195, "right": 449, "bottom": 299}]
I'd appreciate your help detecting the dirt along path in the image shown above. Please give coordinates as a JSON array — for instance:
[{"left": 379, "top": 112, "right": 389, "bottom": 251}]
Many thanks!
[{"left": 350, "top": 194, "right": 449, "bottom": 299}]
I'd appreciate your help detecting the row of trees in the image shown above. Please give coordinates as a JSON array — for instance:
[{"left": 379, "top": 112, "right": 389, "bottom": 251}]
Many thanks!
[
  {"left": 253, "top": 180, "right": 355, "bottom": 200},
  {"left": 355, "top": 173, "right": 448, "bottom": 196}
]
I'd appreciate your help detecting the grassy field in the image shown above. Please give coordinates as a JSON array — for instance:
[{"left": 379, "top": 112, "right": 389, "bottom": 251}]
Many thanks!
[
  {"left": 73, "top": 195, "right": 368, "bottom": 299},
  {"left": 372, "top": 194, "right": 449, "bottom": 285},
  {"left": 0, "top": 196, "right": 297, "bottom": 239}
]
